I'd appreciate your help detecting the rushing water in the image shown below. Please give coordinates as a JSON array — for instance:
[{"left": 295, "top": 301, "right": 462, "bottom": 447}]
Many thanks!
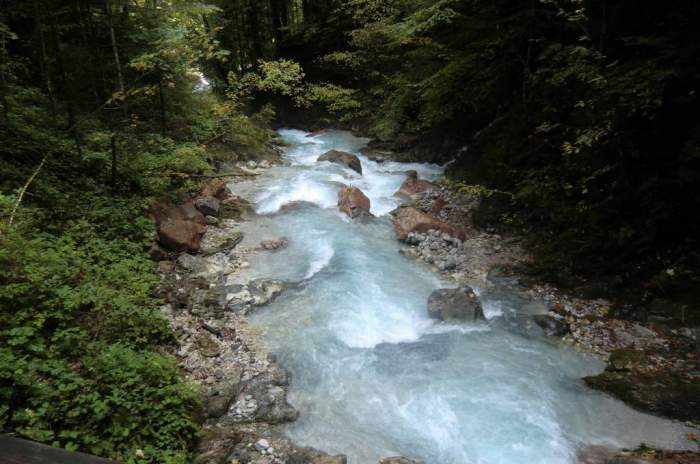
[{"left": 228, "top": 129, "right": 692, "bottom": 464}]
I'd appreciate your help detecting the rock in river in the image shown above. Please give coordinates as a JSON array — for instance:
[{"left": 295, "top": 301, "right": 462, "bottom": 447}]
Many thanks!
[
  {"left": 317, "top": 150, "right": 363, "bottom": 174},
  {"left": 427, "top": 286, "right": 485, "bottom": 321},
  {"left": 380, "top": 457, "right": 425, "bottom": 464},
  {"left": 338, "top": 185, "right": 371, "bottom": 218}
]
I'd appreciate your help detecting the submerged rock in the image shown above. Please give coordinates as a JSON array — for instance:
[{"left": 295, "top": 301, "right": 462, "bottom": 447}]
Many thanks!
[
  {"left": 338, "top": 185, "right": 371, "bottom": 219},
  {"left": 277, "top": 200, "right": 320, "bottom": 214},
  {"left": 427, "top": 287, "right": 485, "bottom": 321},
  {"left": 380, "top": 457, "right": 425, "bottom": 464},
  {"left": 391, "top": 207, "right": 466, "bottom": 241},
  {"left": 259, "top": 237, "right": 289, "bottom": 251},
  {"left": 318, "top": 150, "right": 363, "bottom": 174}
]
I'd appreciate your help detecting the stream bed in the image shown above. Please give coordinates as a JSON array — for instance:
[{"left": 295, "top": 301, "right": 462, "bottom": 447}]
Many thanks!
[{"left": 228, "top": 129, "right": 692, "bottom": 464}]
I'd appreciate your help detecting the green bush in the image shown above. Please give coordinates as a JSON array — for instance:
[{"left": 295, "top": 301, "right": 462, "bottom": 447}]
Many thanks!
[{"left": 0, "top": 220, "right": 201, "bottom": 463}]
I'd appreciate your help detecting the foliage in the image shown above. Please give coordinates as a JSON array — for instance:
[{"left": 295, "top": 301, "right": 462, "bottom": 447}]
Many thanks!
[
  {"left": 0, "top": 0, "right": 275, "bottom": 460},
  {"left": 0, "top": 218, "right": 200, "bottom": 463},
  {"left": 244, "top": 0, "right": 700, "bottom": 297}
]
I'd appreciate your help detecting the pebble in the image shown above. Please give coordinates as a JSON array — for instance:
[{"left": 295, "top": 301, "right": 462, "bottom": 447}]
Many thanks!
[{"left": 255, "top": 439, "right": 270, "bottom": 452}]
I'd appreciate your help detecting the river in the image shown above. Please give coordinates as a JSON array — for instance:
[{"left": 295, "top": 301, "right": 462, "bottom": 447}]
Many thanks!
[{"left": 227, "top": 129, "right": 691, "bottom": 464}]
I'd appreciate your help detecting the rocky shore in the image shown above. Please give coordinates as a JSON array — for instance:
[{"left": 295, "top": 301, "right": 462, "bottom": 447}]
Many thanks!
[{"left": 148, "top": 143, "right": 698, "bottom": 463}]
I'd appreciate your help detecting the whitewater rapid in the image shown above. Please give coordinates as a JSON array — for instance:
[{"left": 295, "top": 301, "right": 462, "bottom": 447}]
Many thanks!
[{"left": 227, "top": 129, "right": 692, "bottom": 464}]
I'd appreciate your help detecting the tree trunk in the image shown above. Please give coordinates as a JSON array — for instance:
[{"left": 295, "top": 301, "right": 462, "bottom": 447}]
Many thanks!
[
  {"left": 33, "top": 0, "right": 56, "bottom": 119},
  {"left": 158, "top": 69, "right": 167, "bottom": 134},
  {"left": 105, "top": 0, "right": 125, "bottom": 101},
  {"left": 110, "top": 133, "right": 118, "bottom": 188},
  {"left": 47, "top": 0, "right": 83, "bottom": 157}
]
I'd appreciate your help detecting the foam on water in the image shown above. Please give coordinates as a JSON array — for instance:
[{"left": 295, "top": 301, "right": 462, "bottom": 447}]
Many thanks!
[{"left": 229, "top": 129, "right": 694, "bottom": 464}]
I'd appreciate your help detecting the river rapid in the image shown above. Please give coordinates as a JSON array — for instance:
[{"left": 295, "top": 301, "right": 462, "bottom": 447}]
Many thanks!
[{"left": 227, "top": 129, "right": 692, "bottom": 464}]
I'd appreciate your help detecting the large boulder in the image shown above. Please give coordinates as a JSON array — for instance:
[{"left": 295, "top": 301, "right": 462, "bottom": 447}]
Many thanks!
[
  {"left": 318, "top": 150, "right": 363, "bottom": 174},
  {"left": 150, "top": 199, "right": 206, "bottom": 226},
  {"left": 338, "top": 186, "right": 371, "bottom": 218},
  {"left": 395, "top": 177, "right": 436, "bottom": 200},
  {"left": 157, "top": 219, "right": 206, "bottom": 253},
  {"left": 220, "top": 195, "right": 253, "bottom": 220},
  {"left": 583, "top": 369, "right": 700, "bottom": 422},
  {"left": 195, "top": 196, "right": 221, "bottom": 217},
  {"left": 427, "top": 287, "right": 484, "bottom": 321},
  {"left": 391, "top": 207, "right": 465, "bottom": 241}
]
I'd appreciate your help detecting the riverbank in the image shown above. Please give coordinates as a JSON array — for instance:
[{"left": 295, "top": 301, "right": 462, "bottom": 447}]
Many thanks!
[{"left": 153, "top": 129, "right": 698, "bottom": 464}]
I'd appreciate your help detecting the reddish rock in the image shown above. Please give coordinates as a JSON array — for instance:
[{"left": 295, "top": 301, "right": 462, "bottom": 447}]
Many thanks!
[
  {"left": 391, "top": 207, "right": 465, "bottom": 241},
  {"left": 150, "top": 199, "right": 205, "bottom": 227},
  {"left": 200, "top": 179, "right": 230, "bottom": 200},
  {"left": 337, "top": 186, "right": 371, "bottom": 218},
  {"left": 158, "top": 219, "right": 206, "bottom": 253},
  {"left": 395, "top": 178, "right": 436, "bottom": 199},
  {"left": 430, "top": 197, "right": 447, "bottom": 215}
]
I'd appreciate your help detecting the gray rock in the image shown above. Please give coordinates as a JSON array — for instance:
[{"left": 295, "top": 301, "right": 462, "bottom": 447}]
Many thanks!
[
  {"left": 248, "top": 279, "right": 287, "bottom": 307},
  {"left": 196, "top": 333, "right": 221, "bottom": 357},
  {"left": 201, "top": 231, "right": 243, "bottom": 256},
  {"left": 443, "top": 257, "right": 457, "bottom": 271},
  {"left": 532, "top": 314, "right": 569, "bottom": 337},
  {"left": 317, "top": 150, "right": 363, "bottom": 174},
  {"left": 203, "top": 371, "right": 241, "bottom": 418},
  {"left": 254, "top": 439, "right": 270, "bottom": 452},
  {"left": 238, "top": 365, "right": 298, "bottom": 424},
  {"left": 246, "top": 160, "right": 258, "bottom": 169},
  {"left": 177, "top": 253, "right": 204, "bottom": 272},
  {"left": 427, "top": 286, "right": 484, "bottom": 321},
  {"left": 195, "top": 196, "right": 221, "bottom": 217},
  {"left": 204, "top": 215, "right": 219, "bottom": 226}
]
